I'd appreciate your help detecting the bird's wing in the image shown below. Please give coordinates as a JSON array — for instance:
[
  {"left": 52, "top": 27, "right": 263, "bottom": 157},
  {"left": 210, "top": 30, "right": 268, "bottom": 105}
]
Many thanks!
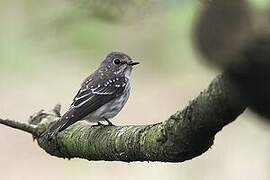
[{"left": 57, "top": 76, "right": 128, "bottom": 132}]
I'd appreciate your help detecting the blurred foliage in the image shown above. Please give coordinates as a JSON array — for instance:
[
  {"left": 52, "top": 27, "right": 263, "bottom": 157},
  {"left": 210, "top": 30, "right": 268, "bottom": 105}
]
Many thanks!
[
  {"left": 0, "top": 2, "right": 270, "bottom": 179},
  {"left": 72, "top": 0, "right": 160, "bottom": 21},
  {"left": 194, "top": 0, "right": 253, "bottom": 67},
  {"left": 0, "top": 0, "right": 268, "bottom": 77},
  {"left": 0, "top": 0, "right": 199, "bottom": 77},
  {"left": 248, "top": 0, "right": 269, "bottom": 9},
  {"left": 227, "top": 34, "right": 270, "bottom": 118},
  {"left": 194, "top": 0, "right": 270, "bottom": 119}
]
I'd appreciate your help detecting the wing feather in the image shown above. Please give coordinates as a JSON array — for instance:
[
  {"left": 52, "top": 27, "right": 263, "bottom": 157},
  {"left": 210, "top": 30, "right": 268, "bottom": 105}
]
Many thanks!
[{"left": 58, "top": 76, "right": 127, "bottom": 131}]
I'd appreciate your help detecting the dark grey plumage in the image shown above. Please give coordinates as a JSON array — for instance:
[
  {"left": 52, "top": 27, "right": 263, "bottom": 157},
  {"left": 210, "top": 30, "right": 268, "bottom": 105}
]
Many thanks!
[{"left": 48, "top": 52, "right": 139, "bottom": 135}]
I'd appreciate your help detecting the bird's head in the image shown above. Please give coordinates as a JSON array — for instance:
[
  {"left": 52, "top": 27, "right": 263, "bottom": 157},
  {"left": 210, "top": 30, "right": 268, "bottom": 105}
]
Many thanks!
[{"left": 100, "top": 52, "right": 139, "bottom": 78}]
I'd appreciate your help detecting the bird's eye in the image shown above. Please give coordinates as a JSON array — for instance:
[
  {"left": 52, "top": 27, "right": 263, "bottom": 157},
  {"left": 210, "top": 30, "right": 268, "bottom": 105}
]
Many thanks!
[{"left": 113, "top": 58, "right": 121, "bottom": 65}]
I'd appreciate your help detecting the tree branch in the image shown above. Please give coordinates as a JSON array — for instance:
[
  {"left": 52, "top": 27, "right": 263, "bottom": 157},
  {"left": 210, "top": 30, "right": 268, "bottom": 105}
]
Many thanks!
[
  {"left": 0, "top": 118, "right": 37, "bottom": 135},
  {"left": 0, "top": 73, "right": 247, "bottom": 162}
]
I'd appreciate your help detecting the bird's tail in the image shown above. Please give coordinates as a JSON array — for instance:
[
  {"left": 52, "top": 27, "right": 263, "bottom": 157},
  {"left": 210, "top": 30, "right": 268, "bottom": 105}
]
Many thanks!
[{"left": 46, "top": 117, "right": 70, "bottom": 137}]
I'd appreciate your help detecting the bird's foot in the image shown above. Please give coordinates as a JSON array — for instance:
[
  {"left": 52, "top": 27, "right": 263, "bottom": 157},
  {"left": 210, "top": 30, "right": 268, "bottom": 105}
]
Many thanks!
[
  {"left": 104, "top": 118, "right": 115, "bottom": 126},
  {"left": 92, "top": 121, "right": 105, "bottom": 127}
]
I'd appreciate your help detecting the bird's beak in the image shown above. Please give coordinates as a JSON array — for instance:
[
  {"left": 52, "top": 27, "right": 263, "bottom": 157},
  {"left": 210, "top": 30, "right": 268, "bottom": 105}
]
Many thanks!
[{"left": 128, "top": 60, "right": 140, "bottom": 66}]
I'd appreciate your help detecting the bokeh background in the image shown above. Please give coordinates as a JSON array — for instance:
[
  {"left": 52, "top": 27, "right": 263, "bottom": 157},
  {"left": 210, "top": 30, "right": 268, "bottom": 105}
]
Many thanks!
[{"left": 0, "top": 0, "right": 270, "bottom": 180}]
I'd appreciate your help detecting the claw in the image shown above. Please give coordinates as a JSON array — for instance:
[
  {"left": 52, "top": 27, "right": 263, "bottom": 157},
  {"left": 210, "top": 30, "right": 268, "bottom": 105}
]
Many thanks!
[
  {"left": 92, "top": 121, "right": 105, "bottom": 127},
  {"left": 103, "top": 118, "right": 115, "bottom": 126}
]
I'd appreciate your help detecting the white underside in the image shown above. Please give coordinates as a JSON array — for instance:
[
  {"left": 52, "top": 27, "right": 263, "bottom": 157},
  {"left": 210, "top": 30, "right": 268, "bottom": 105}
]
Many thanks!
[{"left": 84, "top": 83, "right": 130, "bottom": 123}]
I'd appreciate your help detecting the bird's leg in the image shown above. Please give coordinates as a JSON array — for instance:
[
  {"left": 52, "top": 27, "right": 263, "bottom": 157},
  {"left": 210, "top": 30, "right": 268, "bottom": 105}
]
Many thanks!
[
  {"left": 92, "top": 121, "right": 105, "bottom": 127},
  {"left": 103, "top": 118, "right": 115, "bottom": 126}
]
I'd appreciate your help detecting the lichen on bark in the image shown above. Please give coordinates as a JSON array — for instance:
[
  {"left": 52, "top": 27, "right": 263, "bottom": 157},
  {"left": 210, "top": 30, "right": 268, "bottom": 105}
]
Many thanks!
[{"left": 25, "top": 73, "right": 246, "bottom": 162}]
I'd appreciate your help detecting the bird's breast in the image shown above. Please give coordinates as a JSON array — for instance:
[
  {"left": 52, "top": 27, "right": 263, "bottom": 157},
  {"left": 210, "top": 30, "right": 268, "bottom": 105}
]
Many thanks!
[{"left": 87, "top": 83, "right": 131, "bottom": 121}]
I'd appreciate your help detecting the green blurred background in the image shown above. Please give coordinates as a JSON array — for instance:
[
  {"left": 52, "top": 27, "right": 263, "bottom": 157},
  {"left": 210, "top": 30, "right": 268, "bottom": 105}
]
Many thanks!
[{"left": 0, "top": 0, "right": 269, "bottom": 180}]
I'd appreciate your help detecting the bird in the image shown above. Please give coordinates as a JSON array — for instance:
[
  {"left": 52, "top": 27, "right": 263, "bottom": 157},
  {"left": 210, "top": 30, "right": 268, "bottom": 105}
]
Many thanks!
[{"left": 47, "top": 52, "right": 139, "bottom": 135}]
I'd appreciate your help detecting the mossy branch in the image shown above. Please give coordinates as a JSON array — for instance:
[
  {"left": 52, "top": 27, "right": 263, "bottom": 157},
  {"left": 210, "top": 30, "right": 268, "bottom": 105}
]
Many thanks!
[
  {"left": 0, "top": 118, "right": 37, "bottom": 135},
  {"left": 0, "top": 73, "right": 246, "bottom": 162}
]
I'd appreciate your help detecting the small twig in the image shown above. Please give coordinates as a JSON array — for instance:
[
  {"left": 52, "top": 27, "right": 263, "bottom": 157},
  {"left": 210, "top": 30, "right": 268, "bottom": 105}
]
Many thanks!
[
  {"left": 0, "top": 74, "right": 247, "bottom": 162},
  {"left": 0, "top": 118, "right": 37, "bottom": 136},
  {"left": 52, "top": 104, "right": 61, "bottom": 117}
]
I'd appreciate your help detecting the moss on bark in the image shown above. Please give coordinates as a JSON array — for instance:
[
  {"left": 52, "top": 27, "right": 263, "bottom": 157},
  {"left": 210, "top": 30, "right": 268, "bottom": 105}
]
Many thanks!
[{"left": 34, "top": 73, "right": 246, "bottom": 162}]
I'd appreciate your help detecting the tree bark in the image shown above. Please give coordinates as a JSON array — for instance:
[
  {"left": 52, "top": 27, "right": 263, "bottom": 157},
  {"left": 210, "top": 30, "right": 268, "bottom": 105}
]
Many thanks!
[{"left": 0, "top": 73, "right": 246, "bottom": 162}]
